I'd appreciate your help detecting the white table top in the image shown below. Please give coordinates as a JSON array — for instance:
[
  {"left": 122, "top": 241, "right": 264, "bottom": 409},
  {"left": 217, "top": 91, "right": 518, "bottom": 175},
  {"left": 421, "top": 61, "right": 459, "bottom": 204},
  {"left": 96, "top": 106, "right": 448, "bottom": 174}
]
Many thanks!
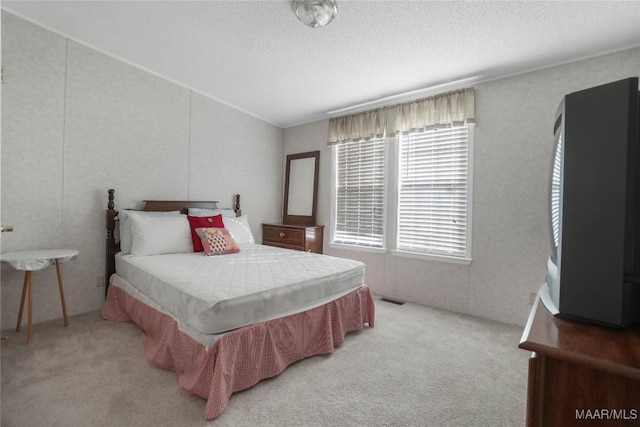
[{"left": 0, "top": 249, "right": 79, "bottom": 271}]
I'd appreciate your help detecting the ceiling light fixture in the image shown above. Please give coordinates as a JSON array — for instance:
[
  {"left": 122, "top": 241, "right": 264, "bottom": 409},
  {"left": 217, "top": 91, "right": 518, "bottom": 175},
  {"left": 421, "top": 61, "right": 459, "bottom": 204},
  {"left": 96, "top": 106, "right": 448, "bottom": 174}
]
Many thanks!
[{"left": 292, "top": 0, "right": 338, "bottom": 28}]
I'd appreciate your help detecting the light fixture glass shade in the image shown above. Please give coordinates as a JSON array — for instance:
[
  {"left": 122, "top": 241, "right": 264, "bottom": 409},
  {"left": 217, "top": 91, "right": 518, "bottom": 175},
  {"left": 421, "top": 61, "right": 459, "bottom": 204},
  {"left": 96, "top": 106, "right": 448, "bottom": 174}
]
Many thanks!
[{"left": 293, "top": 0, "right": 338, "bottom": 28}]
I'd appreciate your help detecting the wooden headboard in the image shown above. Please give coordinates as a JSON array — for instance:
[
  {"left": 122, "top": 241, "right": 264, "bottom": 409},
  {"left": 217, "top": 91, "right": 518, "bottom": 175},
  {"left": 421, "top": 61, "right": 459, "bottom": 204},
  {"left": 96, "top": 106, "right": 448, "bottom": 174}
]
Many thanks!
[{"left": 105, "top": 189, "right": 241, "bottom": 296}]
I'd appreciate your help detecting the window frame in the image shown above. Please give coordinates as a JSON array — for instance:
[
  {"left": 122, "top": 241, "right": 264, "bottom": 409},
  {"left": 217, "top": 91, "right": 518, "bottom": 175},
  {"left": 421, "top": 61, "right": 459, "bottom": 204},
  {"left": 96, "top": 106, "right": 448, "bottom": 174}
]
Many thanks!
[
  {"left": 393, "top": 124, "right": 474, "bottom": 264},
  {"left": 329, "top": 135, "right": 388, "bottom": 252},
  {"left": 330, "top": 125, "right": 474, "bottom": 265}
]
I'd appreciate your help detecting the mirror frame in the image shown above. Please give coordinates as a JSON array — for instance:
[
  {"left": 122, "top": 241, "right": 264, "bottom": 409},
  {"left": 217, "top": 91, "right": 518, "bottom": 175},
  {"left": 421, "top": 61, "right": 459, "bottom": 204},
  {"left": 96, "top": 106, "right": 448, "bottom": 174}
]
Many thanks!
[{"left": 283, "top": 151, "right": 320, "bottom": 226}]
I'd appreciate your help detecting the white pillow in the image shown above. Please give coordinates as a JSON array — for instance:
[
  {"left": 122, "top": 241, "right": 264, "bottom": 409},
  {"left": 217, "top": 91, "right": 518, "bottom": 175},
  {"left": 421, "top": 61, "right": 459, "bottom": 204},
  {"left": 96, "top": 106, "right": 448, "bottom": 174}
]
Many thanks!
[
  {"left": 188, "top": 208, "right": 237, "bottom": 218},
  {"left": 118, "top": 210, "right": 181, "bottom": 255},
  {"left": 128, "top": 213, "right": 193, "bottom": 256},
  {"left": 222, "top": 215, "right": 255, "bottom": 245}
]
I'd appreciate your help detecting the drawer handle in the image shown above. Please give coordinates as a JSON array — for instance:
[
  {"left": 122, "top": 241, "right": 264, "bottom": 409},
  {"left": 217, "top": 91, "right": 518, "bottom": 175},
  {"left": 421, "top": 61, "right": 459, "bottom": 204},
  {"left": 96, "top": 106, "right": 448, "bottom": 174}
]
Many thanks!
[{"left": 279, "top": 232, "right": 285, "bottom": 238}]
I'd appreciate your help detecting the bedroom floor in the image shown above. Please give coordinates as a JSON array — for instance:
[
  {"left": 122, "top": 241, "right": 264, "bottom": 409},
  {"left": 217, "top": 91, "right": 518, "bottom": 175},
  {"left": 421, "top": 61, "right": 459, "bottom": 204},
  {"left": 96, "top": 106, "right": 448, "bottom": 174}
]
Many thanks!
[{"left": 0, "top": 297, "right": 528, "bottom": 426}]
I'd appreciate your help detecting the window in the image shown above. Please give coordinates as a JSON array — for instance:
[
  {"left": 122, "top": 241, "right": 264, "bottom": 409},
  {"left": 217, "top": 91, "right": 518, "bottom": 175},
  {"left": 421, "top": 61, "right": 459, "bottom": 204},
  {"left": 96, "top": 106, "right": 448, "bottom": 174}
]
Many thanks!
[
  {"left": 397, "top": 126, "right": 472, "bottom": 259},
  {"left": 330, "top": 125, "right": 473, "bottom": 263},
  {"left": 329, "top": 88, "right": 475, "bottom": 262},
  {"left": 332, "top": 137, "right": 385, "bottom": 248}
]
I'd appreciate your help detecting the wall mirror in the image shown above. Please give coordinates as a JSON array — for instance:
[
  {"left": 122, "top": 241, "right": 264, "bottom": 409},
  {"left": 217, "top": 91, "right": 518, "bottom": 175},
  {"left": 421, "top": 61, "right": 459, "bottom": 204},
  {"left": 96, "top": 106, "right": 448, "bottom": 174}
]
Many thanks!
[{"left": 283, "top": 151, "right": 320, "bottom": 226}]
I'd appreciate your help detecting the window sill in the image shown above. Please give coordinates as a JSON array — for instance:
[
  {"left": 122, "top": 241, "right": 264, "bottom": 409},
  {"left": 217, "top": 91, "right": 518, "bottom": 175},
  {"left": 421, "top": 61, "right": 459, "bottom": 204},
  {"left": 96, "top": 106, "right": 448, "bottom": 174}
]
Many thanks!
[
  {"left": 327, "top": 244, "right": 472, "bottom": 265},
  {"left": 391, "top": 250, "right": 472, "bottom": 265},
  {"left": 329, "top": 243, "right": 387, "bottom": 254}
]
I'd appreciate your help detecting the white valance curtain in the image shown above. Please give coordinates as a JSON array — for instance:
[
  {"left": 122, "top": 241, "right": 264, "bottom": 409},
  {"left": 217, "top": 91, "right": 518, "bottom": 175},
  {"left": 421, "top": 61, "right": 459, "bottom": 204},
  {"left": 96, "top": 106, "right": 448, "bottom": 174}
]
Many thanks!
[
  {"left": 386, "top": 87, "right": 476, "bottom": 136},
  {"left": 327, "top": 108, "right": 386, "bottom": 145},
  {"left": 327, "top": 88, "right": 475, "bottom": 145}
]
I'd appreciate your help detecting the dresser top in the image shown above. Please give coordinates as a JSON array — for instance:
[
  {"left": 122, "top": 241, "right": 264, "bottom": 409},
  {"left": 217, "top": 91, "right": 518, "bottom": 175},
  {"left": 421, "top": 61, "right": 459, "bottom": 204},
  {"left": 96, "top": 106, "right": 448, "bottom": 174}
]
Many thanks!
[
  {"left": 520, "top": 297, "right": 640, "bottom": 380},
  {"left": 262, "top": 223, "right": 324, "bottom": 229}
]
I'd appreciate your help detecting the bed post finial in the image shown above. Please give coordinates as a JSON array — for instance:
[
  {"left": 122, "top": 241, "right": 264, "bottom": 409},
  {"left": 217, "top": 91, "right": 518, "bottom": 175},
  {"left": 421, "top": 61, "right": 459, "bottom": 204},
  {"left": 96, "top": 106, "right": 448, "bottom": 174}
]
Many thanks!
[
  {"left": 235, "top": 194, "right": 241, "bottom": 217},
  {"left": 108, "top": 188, "right": 115, "bottom": 210}
]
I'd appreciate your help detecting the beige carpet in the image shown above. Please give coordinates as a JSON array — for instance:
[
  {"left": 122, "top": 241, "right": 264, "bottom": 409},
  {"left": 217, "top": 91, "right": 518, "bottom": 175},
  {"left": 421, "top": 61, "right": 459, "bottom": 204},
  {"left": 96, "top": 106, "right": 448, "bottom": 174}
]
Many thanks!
[{"left": 1, "top": 298, "right": 528, "bottom": 426}]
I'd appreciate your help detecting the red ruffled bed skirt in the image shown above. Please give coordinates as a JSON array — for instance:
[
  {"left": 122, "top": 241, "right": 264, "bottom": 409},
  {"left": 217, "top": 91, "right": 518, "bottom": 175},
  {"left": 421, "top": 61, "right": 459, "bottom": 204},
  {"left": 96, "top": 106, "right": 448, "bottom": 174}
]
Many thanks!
[{"left": 101, "top": 283, "right": 375, "bottom": 420}]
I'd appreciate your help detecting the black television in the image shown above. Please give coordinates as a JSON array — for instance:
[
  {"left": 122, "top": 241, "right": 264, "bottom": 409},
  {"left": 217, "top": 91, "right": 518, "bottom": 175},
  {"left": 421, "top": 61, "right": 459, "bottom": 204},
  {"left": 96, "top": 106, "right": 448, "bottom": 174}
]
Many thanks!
[{"left": 540, "top": 77, "right": 640, "bottom": 328}]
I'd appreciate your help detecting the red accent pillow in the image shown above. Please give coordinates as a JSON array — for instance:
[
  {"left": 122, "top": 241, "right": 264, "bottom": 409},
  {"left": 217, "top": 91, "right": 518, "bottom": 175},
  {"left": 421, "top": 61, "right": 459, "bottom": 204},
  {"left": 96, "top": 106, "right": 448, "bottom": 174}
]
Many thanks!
[{"left": 187, "top": 215, "right": 224, "bottom": 252}]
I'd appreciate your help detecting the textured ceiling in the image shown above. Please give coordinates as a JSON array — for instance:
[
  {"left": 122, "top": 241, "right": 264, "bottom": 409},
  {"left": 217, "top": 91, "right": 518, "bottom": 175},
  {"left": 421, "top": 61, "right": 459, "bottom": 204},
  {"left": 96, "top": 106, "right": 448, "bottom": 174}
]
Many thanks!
[{"left": 3, "top": 1, "right": 640, "bottom": 128}]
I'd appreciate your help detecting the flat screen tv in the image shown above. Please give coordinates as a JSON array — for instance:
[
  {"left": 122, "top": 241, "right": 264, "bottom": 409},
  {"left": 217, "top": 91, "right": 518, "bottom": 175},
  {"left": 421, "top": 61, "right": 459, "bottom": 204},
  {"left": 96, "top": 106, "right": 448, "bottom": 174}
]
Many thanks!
[{"left": 540, "top": 77, "right": 640, "bottom": 328}]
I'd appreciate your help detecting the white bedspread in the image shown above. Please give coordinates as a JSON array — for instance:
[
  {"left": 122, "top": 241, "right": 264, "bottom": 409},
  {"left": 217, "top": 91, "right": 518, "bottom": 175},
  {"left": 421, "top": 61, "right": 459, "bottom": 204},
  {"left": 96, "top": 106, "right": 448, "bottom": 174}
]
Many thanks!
[{"left": 114, "top": 244, "right": 365, "bottom": 334}]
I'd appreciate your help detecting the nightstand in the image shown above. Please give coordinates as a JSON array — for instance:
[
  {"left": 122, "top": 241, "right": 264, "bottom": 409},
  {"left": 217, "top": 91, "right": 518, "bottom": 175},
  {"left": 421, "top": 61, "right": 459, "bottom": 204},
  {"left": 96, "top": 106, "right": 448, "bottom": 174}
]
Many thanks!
[{"left": 262, "top": 223, "right": 324, "bottom": 254}]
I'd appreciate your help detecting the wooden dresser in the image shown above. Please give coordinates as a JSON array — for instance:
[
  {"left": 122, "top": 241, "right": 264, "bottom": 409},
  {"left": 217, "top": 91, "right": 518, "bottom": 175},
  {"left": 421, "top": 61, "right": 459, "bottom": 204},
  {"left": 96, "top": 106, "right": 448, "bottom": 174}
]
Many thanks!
[
  {"left": 519, "top": 297, "right": 640, "bottom": 426},
  {"left": 262, "top": 223, "right": 324, "bottom": 254}
]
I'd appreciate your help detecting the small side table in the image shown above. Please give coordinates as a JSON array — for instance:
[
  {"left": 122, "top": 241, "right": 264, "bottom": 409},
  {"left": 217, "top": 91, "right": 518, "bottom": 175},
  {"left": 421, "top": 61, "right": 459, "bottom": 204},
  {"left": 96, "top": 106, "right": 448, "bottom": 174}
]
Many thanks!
[{"left": 0, "top": 249, "right": 78, "bottom": 344}]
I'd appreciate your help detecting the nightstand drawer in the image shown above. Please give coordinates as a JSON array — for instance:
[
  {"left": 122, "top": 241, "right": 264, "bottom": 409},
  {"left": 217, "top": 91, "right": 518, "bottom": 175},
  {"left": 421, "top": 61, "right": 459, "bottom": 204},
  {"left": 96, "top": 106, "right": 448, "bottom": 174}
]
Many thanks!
[
  {"left": 262, "top": 223, "right": 324, "bottom": 253},
  {"left": 263, "top": 226, "right": 304, "bottom": 247}
]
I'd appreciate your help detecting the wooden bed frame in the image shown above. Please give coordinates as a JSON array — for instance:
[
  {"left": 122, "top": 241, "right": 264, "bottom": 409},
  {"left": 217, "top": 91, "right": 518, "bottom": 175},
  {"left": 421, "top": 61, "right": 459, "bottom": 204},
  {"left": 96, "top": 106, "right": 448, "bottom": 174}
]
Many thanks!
[{"left": 105, "top": 188, "right": 241, "bottom": 294}]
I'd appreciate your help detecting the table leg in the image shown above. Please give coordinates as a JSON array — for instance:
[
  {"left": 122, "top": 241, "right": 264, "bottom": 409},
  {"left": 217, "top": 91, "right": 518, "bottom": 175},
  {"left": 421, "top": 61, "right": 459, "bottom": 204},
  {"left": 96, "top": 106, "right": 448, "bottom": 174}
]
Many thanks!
[
  {"left": 15, "top": 271, "right": 29, "bottom": 333},
  {"left": 27, "top": 272, "right": 33, "bottom": 344},
  {"left": 55, "top": 259, "right": 69, "bottom": 327}
]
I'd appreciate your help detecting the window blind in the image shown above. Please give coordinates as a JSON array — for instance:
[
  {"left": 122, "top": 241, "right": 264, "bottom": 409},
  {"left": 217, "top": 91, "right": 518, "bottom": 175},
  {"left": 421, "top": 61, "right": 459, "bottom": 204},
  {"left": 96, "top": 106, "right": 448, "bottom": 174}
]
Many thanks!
[
  {"left": 398, "top": 126, "right": 470, "bottom": 257},
  {"left": 333, "top": 137, "right": 385, "bottom": 247}
]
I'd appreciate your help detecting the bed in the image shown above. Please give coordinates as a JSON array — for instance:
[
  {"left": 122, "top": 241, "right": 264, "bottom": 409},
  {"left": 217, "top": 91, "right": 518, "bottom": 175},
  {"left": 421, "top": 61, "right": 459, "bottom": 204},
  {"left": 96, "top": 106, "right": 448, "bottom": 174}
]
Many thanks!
[{"left": 100, "top": 189, "right": 375, "bottom": 420}]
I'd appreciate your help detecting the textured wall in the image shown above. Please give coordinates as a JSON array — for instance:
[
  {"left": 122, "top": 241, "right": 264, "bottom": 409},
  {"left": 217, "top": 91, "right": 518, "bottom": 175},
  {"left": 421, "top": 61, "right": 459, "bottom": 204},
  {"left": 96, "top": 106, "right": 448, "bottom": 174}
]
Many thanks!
[
  {"left": 1, "top": 12, "right": 283, "bottom": 329},
  {"left": 284, "top": 47, "right": 640, "bottom": 327},
  {"left": 188, "top": 92, "right": 284, "bottom": 228},
  {"left": 1, "top": 13, "right": 68, "bottom": 330}
]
